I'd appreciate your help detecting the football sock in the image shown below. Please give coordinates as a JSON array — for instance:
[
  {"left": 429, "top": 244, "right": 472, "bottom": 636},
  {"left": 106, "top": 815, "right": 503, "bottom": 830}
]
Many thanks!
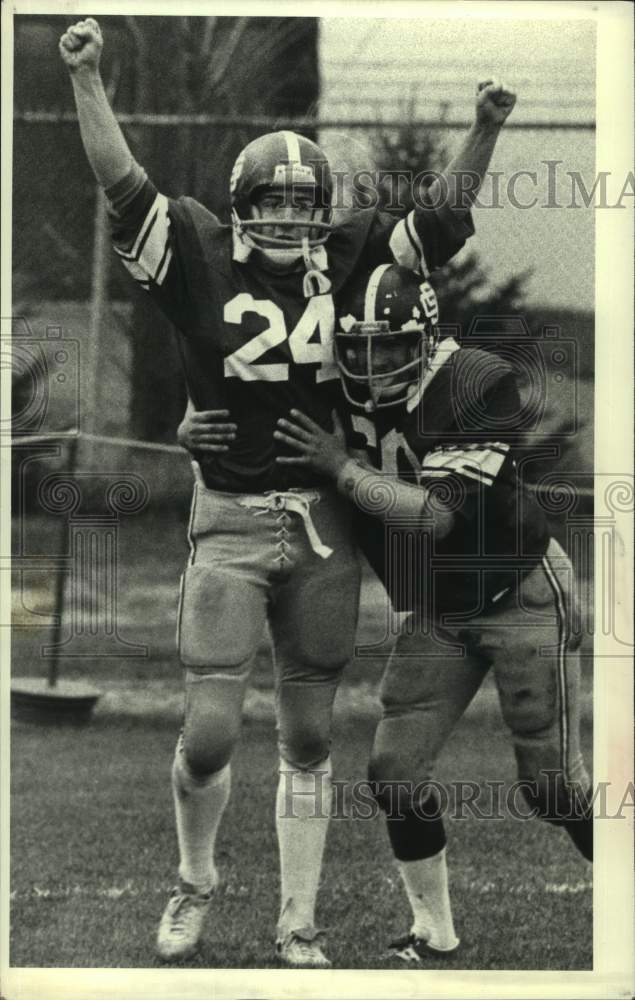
[
  {"left": 171, "top": 746, "right": 231, "bottom": 894},
  {"left": 276, "top": 755, "right": 332, "bottom": 934},
  {"left": 385, "top": 797, "right": 447, "bottom": 860},
  {"left": 397, "top": 847, "right": 459, "bottom": 950}
]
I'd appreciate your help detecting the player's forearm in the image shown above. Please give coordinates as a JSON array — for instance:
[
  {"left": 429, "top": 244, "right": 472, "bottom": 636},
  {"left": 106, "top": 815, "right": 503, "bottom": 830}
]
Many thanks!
[
  {"left": 431, "top": 121, "right": 502, "bottom": 215},
  {"left": 335, "top": 458, "right": 454, "bottom": 539},
  {"left": 69, "top": 69, "right": 133, "bottom": 189}
]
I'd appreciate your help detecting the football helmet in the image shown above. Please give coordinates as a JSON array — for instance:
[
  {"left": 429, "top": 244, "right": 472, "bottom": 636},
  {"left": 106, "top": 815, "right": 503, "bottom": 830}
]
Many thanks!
[
  {"left": 230, "top": 131, "right": 333, "bottom": 273},
  {"left": 335, "top": 263, "right": 440, "bottom": 411}
]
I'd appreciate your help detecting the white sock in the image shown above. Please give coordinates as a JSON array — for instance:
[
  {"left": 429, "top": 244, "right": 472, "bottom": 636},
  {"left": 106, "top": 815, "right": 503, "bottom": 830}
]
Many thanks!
[
  {"left": 397, "top": 847, "right": 459, "bottom": 949},
  {"left": 276, "top": 755, "right": 332, "bottom": 933},
  {"left": 172, "top": 745, "right": 231, "bottom": 894}
]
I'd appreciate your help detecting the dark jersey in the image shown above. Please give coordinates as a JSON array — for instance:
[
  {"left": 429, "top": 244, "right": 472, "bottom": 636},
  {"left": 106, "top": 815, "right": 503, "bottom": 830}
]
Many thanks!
[
  {"left": 350, "top": 341, "right": 550, "bottom": 616},
  {"left": 107, "top": 168, "right": 473, "bottom": 492}
]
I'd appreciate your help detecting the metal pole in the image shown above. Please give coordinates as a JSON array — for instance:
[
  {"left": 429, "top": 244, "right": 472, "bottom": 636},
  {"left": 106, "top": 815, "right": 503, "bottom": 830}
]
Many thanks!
[
  {"left": 47, "top": 435, "right": 79, "bottom": 688},
  {"left": 85, "top": 185, "right": 111, "bottom": 459}
]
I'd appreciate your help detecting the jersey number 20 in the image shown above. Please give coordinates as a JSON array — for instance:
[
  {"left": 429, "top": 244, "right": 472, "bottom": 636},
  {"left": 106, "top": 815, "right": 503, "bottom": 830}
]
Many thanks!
[{"left": 223, "top": 293, "right": 337, "bottom": 383}]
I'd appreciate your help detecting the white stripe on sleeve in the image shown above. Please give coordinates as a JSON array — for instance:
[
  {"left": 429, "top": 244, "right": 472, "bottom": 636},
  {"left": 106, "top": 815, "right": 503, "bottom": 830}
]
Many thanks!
[
  {"left": 138, "top": 195, "right": 171, "bottom": 283},
  {"left": 114, "top": 193, "right": 172, "bottom": 285},
  {"left": 389, "top": 210, "right": 429, "bottom": 277},
  {"left": 421, "top": 444, "right": 510, "bottom": 485}
]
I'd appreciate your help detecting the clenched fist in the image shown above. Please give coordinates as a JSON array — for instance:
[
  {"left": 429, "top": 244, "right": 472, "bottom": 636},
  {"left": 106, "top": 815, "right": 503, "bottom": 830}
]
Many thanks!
[
  {"left": 476, "top": 79, "right": 517, "bottom": 126},
  {"left": 59, "top": 17, "right": 103, "bottom": 73}
]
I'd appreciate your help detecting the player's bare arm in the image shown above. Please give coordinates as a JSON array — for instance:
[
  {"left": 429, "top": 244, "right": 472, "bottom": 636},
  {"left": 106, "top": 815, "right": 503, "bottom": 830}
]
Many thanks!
[
  {"left": 275, "top": 410, "right": 454, "bottom": 537},
  {"left": 177, "top": 402, "right": 237, "bottom": 454},
  {"left": 59, "top": 18, "right": 133, "bottom": 188},
  {"left": 432, "top": 78, "right": 517, "bottom": 214}
]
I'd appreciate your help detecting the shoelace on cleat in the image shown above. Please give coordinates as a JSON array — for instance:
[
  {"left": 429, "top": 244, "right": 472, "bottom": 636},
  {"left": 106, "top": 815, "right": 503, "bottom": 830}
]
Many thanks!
[
  {"left": 278, "top": 927, "right": 325, "bottom": 960},
  {"left": 280, "top": 932, "right": 329, "bottom": 966},
  {"left": 294, "top": 939, "right": 320, "bottom": 960},
  {"left": 166, "top": 890, "right": 211, "bottom": 933}
]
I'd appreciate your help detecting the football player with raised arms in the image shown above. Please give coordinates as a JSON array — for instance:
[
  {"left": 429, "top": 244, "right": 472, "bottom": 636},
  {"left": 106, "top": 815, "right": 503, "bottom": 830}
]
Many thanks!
[
  {"left": 59, "top": 16, "right": 516, "bottom": 965},
  {"left": 274, "top": 264, "right": 593, "bottom": 962}
]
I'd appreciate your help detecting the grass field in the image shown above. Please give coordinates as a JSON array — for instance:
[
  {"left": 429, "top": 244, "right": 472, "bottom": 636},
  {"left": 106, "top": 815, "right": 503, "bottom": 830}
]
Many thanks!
[
  {"left": 10, "top": 513, "right": 593, "bottom": 970},
  {"left": 10, "top": 710, "right": 592, "bottom": 970}
]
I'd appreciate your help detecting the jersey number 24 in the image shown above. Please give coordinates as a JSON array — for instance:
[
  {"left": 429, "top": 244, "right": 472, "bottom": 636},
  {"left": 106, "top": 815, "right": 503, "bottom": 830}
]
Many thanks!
[{"left": 223, "top": 293, "right": 337, "bottom": 383}]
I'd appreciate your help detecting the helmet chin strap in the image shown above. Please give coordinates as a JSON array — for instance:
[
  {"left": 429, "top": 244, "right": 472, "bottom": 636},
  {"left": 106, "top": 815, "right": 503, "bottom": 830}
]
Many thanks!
[{"left": 302, "top": 237, "right": 331, "bottom": 297}]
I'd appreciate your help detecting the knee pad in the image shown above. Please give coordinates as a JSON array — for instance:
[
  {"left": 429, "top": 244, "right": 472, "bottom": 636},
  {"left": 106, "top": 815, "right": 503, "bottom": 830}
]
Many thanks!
[
  {"left": 500, "top": 683, "right": 558, "bottom": 738},
  {"left": 181, "top": 732, "right": 236, "bottom": 778},
  {"left": 368, "top": 753, "right": 447, "bottom": 862},
  {"left": 181, "top": 674, "right": 246, "bottom": 776},
  {"left": 276, "top": 680, "right": 337, "bottom": 770}
]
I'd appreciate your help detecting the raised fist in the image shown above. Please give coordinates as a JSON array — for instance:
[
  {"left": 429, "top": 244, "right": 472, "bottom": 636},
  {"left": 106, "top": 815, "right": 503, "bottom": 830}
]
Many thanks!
[
  {"left": 476, "top": 79, "right": 517, "bottom": 126},
  {"left": 59, "top": 18, "right": 103, "bottom": 73}
]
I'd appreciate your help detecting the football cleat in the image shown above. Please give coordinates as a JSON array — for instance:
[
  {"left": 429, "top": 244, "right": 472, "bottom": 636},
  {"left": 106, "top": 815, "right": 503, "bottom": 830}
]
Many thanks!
[
  {"left": 156, "top": 881, "right": 215, "bottom": 962},
  {"left": 276, "top": 926, "right": 332, "bottom": 968},
  {"left": 387, "top": 932, "right": 460, "bottom": 964}
]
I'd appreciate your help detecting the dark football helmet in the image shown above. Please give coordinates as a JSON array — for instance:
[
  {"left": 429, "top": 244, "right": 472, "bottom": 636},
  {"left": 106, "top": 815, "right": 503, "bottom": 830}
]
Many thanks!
[
  {"left": 335, "top": 263, "right": 440, "bottom": 411},
  {"left": 230, "top": 131, "right": 333, "bottom": 269}
]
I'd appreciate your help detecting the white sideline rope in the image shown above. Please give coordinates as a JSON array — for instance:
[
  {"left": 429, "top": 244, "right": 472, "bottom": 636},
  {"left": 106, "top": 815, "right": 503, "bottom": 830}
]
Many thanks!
[
  {"left": 9, "top": 432, "right": 594, "bottom": 497},
  {"left": 11, "top": 431, "right": 183, "bottom": 454},
  {"left": 13, "top": 111, "right": 596, "bottom": 131}
]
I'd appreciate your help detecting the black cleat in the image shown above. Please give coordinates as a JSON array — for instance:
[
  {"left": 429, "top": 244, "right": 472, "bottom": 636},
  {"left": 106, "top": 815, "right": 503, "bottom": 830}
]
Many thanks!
[{"left": 388, "top": 932, "right": 460, "bottom": 963}]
